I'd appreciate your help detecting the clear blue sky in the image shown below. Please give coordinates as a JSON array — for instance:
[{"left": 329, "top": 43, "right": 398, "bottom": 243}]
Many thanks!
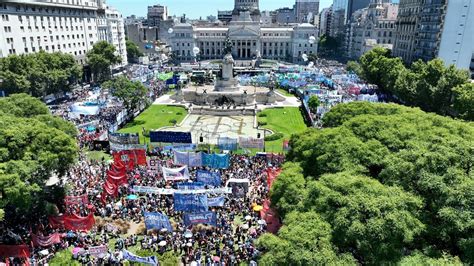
[{"left": 107, "top": 0, "right": 333, "bottom": 18}]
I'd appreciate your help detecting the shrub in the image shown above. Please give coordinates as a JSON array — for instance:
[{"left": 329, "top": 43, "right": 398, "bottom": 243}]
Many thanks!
[
  {"left": 258, "top": 113, "right": 267, "bottom": 117},
  {"left": 258, "top": 121, "right": 267, "bottom": 126},
  {"left": 265, "top": 132, "right": 284, "bottom": 141}
]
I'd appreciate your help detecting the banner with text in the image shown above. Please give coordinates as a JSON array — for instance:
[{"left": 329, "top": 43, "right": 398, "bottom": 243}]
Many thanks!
[
  {"left": 162, "top": 166, "right": 190, "bottom": 181},
  {"left": 88, "top": 246, "right": 108, "bottom": 258},
  {"left": 217, "top": 137, "right": 238, "bottom": 151},
  {"left": 176, "top": 182, "right": 205, "bottom": 190},
  {"left": 31, "top": 233, "right": 62, "bottom": 247},
  {"left": 108, "top": 132, "right": 140, "bottom": 145},
  {"left": 122, "top": 249, "right": 158, "bottom": 266},
  {"left": 196, "top": 170, "right": 222, "bottom": 187},
  {"left": 132, "top": 186, "right": 231, "bottom": 195},
  {"left": 207, "top": 196, "right": 225, "bottom": 207},
  {"left": 64, "top": 195, "right": 89, "bottom": 206},
  {"left": 184, "top": 212, "right": 217, "bottom": 227},
  {"left": 150, "top": 131, "right": 192, "bottom": 144},
  {"left": 174, "top": 151, "right": 203, "bottom": 167},
  {"left": 144, "top": 212, "right": 173, "bottom": 232},
  {"left": 202, "top": 153, "right": 230, "bottom": 169},
  {"left": 174, "top": 193, "right": 208, "bottom": 212},
  {"left": 239, "top": 137, "right": 264, "bottom": 149}
]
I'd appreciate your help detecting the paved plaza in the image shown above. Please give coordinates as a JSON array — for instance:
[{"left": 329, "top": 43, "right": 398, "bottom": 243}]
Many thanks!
[{"left": 161, "top": 114, "right": 264, "bottom": 144}]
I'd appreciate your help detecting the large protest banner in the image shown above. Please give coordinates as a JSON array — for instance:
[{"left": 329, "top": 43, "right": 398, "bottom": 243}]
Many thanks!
[
  {"left": 88, "top": 246, "right": 108, "bottom": 258},
  {"left": 162, "top": 166, "right": 190, "bottom": 181},
  {"left": 202, "top": 153, "right": 230, "bottom": 169},
  {"left": 150, "top": 131, "right": 192, "bottom": 144},
  {"left": 144, "top": 212, "right": 173, "bottom": 232},
  {"left": 239, "top": 137, "right": 264, "bottom": 149},
  {"left": 227, "top": 178, "right": 250, "bottom": 198},
  {"left": 108, "top": 132, "right": 140, "bottom": 145},
  {"left": 174, "top": 193, "right": 208, "bottom": 212},
  {"left": 132, "top": 186, "right": 231, "bottom": 195},
  {"left": 196, "top": 170, "right": 222, "bottom": 187},
  {"left": 110, "top": 142, "right": 147, "bottom": 152},
  {"left": 31, "top": 233, "right": 62, "bottom": 247},
  {"left": 208, "top": 196, "right": 225, "bottom": 207},
  {"left": 113, "top": 149, "right": 147, "bottom": 169},
  {"left": 0, "top": 245, "right": 30, "bottom": 258},
  {"left": 174, "top": 151, "right": 203, "bottom": 167},
  {"left": 163, "top": 143, "right": 196, "bottom": 152},
  {"left": 122, "top": 249, "right": 158, "bottom": 266},
  {"left": 49, "top": 213, "right": 95, "bottom": 231},
  {"left": 217, "top": 137, "right": 238, "bottom": 151},
  {"left": 266, "top": 168, "right": 282, "bottom": 188},
  {"left": 184, "top": 212, "right": 217, "bottom": 227},
  {"left": 176, "top": 182, "right": 205, "bottom": 190}
]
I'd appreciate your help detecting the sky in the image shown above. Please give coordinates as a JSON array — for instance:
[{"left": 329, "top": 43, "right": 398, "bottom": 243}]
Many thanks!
[{"left": 107, "top": 0, "right": 333, "bottom": 18}]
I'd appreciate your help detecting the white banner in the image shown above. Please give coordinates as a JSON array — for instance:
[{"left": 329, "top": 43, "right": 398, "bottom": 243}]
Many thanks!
[
  {"left": 132, "top": 186, "right": 231, "bottom": 195},
  {"left": 162, "top": 166, "right": 190, "bottom": 181},
  {"left": 239, "top": 137, "right": 264, "bottom": 149}
]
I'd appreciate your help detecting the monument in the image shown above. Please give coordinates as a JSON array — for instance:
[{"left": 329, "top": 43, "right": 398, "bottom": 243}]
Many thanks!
[{"left": 178, "top": 38, "right": 284, "bottom": 111}]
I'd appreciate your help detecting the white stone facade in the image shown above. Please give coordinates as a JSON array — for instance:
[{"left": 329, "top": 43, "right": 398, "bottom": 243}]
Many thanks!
[{"left": 0, "top": 0, "right": 127, "bottom": 67}]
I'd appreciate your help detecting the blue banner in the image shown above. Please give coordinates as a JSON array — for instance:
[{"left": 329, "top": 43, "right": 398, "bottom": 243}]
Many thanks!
[
  {"left": 202, "top": 153, "right": 230, "bottom": 169},
  {"left": 176, "top": 182, "right": 205, "bottom": 190},
  {"left": 144, "top": 212, "right": 173, "bottom": 232},
  {"left": 184, "top": 212, "right": 217, "bottom": 227},
  {"left": 163, "top": 144, "right": 196, "bottom": 151},
  {"left": 174, "top": 193, "right": 208, "bottom": 212},
  {"left": 123, "top": 249, "right": 158, "bottom": 265},
  {"left": 196, "top": 170, "right": 222, "bottom": 187},
  {"left": 208, "top": 196, "right": 225, "bottom": 207},
  {"left": 150, "top": 131, "right": 192, "bottom": 144},
  {"left": 217, "top": 137, "right": 238, "bottom": 151}
]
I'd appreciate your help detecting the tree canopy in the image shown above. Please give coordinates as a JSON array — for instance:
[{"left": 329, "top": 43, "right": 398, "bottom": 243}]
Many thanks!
[
  {"left": 354, "top": 47, "right": 472, "bottom": 120},
  {"left": 307, "top": 95, "right": 320, "bottom": 113},
  {"left": 0, "top": 51, "right": 82, "bottom": 97},
  {"left": 260, "top": 102, "right": 473, "bottom": 264},
  {"left": 87, "top": 41, "right": 122, "bottom": 83},
  {"left": 126, "top": 39, "right": 144, "bottom": 63},
  {"left": 103, "top": 76, "right": 149, "bottom": 112},
  {"left": 0, "top": 94, "right": 78, "bottom": 221}
]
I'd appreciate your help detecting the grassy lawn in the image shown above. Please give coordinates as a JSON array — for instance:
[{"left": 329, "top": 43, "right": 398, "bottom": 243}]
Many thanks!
[
  {"left": 85, "top": 150, "right": 112, "bottom": 162},
  {"left": 276, "top": 88, "right": 295, "bottom": 97},
  {"left": 49, "top": 248, "right": 80, "bottom": 266},
  {"left": 258, "top": 107, "right": 307, "bottom": 153},
  {"left": 119, "top": 105, "right": 188, "bottom": 143}
]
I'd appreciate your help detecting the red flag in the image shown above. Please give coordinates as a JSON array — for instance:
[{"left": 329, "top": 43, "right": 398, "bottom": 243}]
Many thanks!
[
  {"left": 0, "top": 245, "right": 30, "bottom": 258},
  {"left": 31, "top": 233, "right": 61, "bottom": 247}
]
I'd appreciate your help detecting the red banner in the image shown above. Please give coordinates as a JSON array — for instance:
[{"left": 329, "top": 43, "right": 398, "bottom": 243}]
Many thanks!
[
  {"left": 48, "top": 214, "right": 95, "bottom": 231},
  {"left": 113, "top": 149, "right": 147, "bottom": 169},
  {"left": 64, "top": 195, "right": 89, "bottom": 206},
  {"left": 261, "top": 199, "right": 282, "bottom": 234},
  {"left": 266, "top": 168, "right": 282, "bottom": 189},
  {"left": 0, "top": 245, "right": 30, "bottom": 258},
  {"left": 103, "top": 180, "right": 118, "bottom": 196},
  {"left": 107, "top": 171, "right": 128, "bottom": 187},
  {"left": 31, "top": 233, "right": 61, "bottom": 247}
]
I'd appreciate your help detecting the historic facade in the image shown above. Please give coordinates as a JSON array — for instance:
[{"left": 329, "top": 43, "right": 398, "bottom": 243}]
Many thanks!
[{"left": 170, "top": 0, "right": 318, "bottom": 64}]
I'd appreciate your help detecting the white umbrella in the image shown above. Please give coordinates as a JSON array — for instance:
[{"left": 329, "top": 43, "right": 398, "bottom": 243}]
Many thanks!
[
  {"left": 159, "top": 241, "right": 167, "bottom": 247},
  {"left": 242, "top": 224, "right": 249, "bottom": 230},
  {"left": 190, "top": 261, "right": 198, "bottom": 266},
  {"left": 39, "top": 250, "right": 49, "bottom": 256},
  {"left": 257, "top": 220, "right": 266, "bottom": 225},
  {"left": 160, "top": 228, "right": 168, "bottom": 233},
  {"left": 186, "top": 242, "right": 193, "bottom": 247},
  {"left": 184, "top": 231, "right": 193, "bottom": 238},
  {"left": 245, "top": 215, "right": 252, "bottom": 221}
]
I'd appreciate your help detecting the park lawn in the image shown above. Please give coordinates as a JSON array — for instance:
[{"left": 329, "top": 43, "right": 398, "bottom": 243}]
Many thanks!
[
  {"left": 86, "top": 150, "right": 112, "bottom": 162},
  {"left": 258, "top": 107, "right": 307, "bottom": 153},
  {"left": 119, "top": 105, "right": 188, "bottom": 143},
  {"left": 276, "top": 88, "right": 295, "bottom": 97}
]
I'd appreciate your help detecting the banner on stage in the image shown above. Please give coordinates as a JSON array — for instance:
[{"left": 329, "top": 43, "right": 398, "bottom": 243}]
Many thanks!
[
  {"left": 108, "top": 132, "right": 140, "bottom": 145},
  {"left": 176, "top": 182, "right": 205, "bottom": 190},
  {"left": 150, "top": 131, "right": 192, "bottom": 144},
  {"left": 196, "top": 170, "right": 222, "bottom": 187},
  {"left": 202, "top": 153, "right": 229, "bottom": 169},
  {"left": 239, "top": 137, "right": 264, "bottom": 149},
  {"left": 208, "top": 196, "right": 225, "bottom": 207},
  {"left": 174, "top": 151, "right": 203, "bottom": 167},
  {"left": 174, "top": 193, "right": 208, "bottom": 212},
  {"left": 122, "top": 249, "right": 158, "bottom": 266},
  {"left": 162, "top": 166, "right": 190, "bottom": 181},
  {"left": 88, "top": 246, "right": 108, "bottom": 258},
  {"left": 217, "top": 137, "right": 238, "bottom": 151},
  {"left": 144, "top": 212, "right": 173, "bottom": 232},
  {"left": 31, "top": 233, "right": 62, "bottom": 247},
  {"left": 184, "top": 212, "right": 217, "bottom": 227}
]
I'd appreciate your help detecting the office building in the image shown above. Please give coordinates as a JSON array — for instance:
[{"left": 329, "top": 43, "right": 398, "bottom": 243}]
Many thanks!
[
  {"left": 319, "top": 6, "right": 332, "bottom": 36},
  {"left": 295, "top": 0, "right": 319, "bottom": 24},
  {"left": 147, "top": 4, "right": 168, "bottom": 27}
]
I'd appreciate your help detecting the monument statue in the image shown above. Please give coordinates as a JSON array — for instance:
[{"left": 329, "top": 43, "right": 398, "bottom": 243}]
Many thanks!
[{"left": 223, "top": 38, "right": 233, "bottom": 55}]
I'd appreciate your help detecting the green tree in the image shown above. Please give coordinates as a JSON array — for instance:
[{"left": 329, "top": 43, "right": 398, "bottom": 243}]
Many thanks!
[
  {"left": 103, "top": 76, "right": 148, "bottom": 111},
  {"left": 318, "top": 34, "right": 342, "bottom": 58},
  {"left": 399, "top": 252, "right": 463, "bottom": 266},
  {"left": 452, "top": 83, "right": 474, "bottom": 120},
  {"left": 257, "top": 211, "right": 356, "bottom": 266},
  {"left": 126, "top": 39, "right": 144, "bottom": 63},
  {"left": 87, "top": 41, "right": 122, "bottom": 83},
  {"left": 0, "top": 51, "right": 81, "bottom": 97},
  {"left": 304, "top": 172, "right": 425, "bottom": 264},
  {"left": 346, "top": 60, "right": 362, "bottom": 76},
  {"left": 0, "top": 94, "right": 78, "bottom": 218},
  {"left": 266, "top": 102, "right": 474, "bottom": 264},
  {"left": 308, "top": 95, "right": 321, "bottom": 113}
]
